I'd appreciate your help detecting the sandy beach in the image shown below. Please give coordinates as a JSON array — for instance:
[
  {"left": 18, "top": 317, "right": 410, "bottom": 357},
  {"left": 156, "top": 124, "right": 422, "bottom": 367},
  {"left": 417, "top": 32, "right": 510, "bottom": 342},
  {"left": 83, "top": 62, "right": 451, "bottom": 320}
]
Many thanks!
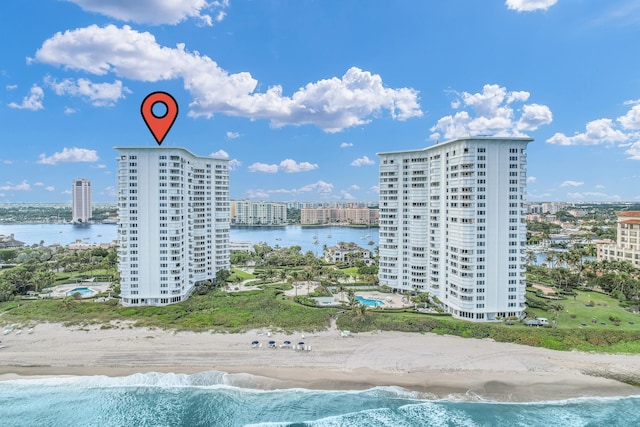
[{"left": 1, "top": 322, "right": 639, "bottom": 402}]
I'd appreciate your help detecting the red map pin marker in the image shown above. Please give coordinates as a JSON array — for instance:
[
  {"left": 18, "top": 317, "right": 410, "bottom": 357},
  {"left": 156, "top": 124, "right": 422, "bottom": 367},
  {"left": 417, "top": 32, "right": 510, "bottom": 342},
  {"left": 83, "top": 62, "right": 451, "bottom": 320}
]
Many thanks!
[{"left": 140, "top": 91, "right": 178, "bottom": 146}]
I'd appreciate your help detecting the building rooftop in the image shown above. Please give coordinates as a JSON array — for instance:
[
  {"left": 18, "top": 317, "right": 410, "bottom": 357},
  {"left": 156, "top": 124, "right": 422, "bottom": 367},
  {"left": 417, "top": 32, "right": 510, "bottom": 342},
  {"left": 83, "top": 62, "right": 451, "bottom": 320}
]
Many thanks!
[
  {"left": 620, "top": 219, "right": 640, "bottom": 225},
  {"left": 376, "top": 136, "right": 533, "bottom": 156},
  {"left": 617, "top": 211, "right": 640, "bottom": 217}
]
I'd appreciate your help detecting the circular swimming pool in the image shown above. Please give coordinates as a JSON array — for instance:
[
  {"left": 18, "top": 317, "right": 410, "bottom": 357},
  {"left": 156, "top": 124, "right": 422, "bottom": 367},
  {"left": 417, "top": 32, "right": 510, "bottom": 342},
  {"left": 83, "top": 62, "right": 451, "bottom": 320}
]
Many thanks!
[
  {"left": 355, "top": 296, "right": 384, "bottom": 307},
  {"left": 66, "top": 287, "right": 96, "bottom": 297}
]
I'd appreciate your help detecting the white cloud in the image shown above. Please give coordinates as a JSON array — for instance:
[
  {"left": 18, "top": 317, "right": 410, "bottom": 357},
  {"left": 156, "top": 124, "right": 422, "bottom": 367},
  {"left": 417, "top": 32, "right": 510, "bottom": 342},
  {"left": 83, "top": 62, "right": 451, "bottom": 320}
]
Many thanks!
[
  {"left": 104, "top": 186, "right": 118, "bottom": 197},
  {"left": 348, "top": 184, "right": 360, "bottom": 191},
  {"left": 210, "top": 149, "right": 229, "bottom": 159},
  {"left": 430, "top": 84, "right": 552, "bottom": 140},
  {"left": 246, "top": 159, "right": 318, "bottom": 173},
  {"left": 297, "top": 180, "right": 333, "bottom": 194},
  {"left": 567, "top": 191, "right": 619, "bottom": 200},
  {"left": 226, "top": 131, "right": 240, "bottom": 139},
  {"left": 64, "top": 107, "right": 78, "bottom": 114},
  {"left": 45, "top": 77, "right": 130, "bottom": 106},
  {"left": 8, "top": 85, "right": 44, "bottom": 110},
  {"left": 546, "top": 100, "right": 640, "bottom": 158},
  {"left": 595, "top": 184, "right": 605, "bottom": 189},
  {"left": 560, "top": 180, "right": 584, "bottom": 187},
  {"left": 625, "top": 142, "right": 640, "bottom": 160},
  {"left": 34, "top": 182, "right": 45, "bottom": 187},
  {"left": 64, "top": 0, "right": 229, "bottom": 26},
  {"left": 210, "top": 150, "right": 241, "bottom": 170},
  {"left": 245, "top": 189, "right": 271, "bottom": 199},
  {"left": 248, "top": 162, "right": 278, "bottom": 173},
  {"left": 338, "top": 190, "right": 356, "bottom": 200},
  {"left": 526, "top": 176, "right": 536, "bottom": 183},
  {"left": 61, "top": 190, "right": 72, "bottom": 195},
  {"left": 96, "top": 164, "right": 107, "bottom": 169},
  {"left": 37, "top": 147, "right": 99, "bottom": 165},
  {"left": 517, "top": 104, "right": 553, "bottom": 131},
  {"left": 33, "top": 25, "right": 421, "bottom": 132},
  {"left": 6, "top": 84, "right": 17, "bottom": 90},
  {"left": 351, "top": 156, "right": 375, "bottom": 166},
  {"left": 370, "top": 185, "right": 380, "bottom": 194},
  {"left": 505, "top": 0, "right": 558, "bottom": 12},
  {"left": 45, "top": 186, "right": 55, "bottom": 192},
  {"left": 527, "top": 192, "right": 552, "bottom": 199},
  {"left": 228, "top": 159, "right": 241, "bottom": 170},
  {"left": 547, "top": 118, "right": 629, "bottom": 146},
  {"left": 279, "top": 159, "right": 318, "bottom": 173},
  {"left": 340, "top": 142, "right": 353, "bottom": 148},
  {"left": 617, "top": 104, "right": 640, "bottom": 130},
  {"left": 1, "top": 160, "right": 13, "bottom": 165},
  {"left": 246, "top": 180, "right": 334, "bottom": 198},
  {"left": 0, "top": 180, "right": 31, "bottom": 191}
]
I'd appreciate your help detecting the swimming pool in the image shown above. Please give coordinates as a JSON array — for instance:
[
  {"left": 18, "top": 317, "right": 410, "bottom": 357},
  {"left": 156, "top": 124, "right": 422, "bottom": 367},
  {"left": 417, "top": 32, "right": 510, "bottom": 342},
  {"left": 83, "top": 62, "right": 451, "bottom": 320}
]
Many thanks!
[
  {"left": 355, "top": 296, "right": 384, "bottom": 307},
  {"left": 66, "top": 287, "right": 96, "bottom": 297}
]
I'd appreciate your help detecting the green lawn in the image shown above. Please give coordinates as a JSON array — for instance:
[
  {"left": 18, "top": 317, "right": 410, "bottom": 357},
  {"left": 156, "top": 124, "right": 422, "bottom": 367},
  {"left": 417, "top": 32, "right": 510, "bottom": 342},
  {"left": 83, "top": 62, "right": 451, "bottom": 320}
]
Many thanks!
[
  {"left": 526, "top": 288, "right": 640, "bottom": 331},
  {"left": 338, "top": 267, "right": 359, "bottom": 277},
  {"left": 229, "top": 269, "right": 254, "bottom": 281},
  {"left": 3, "top": 283, "right": 640, "bottom": 354},
  {"left": 0, "top": 286, "right": 334, "bottom": 332}
]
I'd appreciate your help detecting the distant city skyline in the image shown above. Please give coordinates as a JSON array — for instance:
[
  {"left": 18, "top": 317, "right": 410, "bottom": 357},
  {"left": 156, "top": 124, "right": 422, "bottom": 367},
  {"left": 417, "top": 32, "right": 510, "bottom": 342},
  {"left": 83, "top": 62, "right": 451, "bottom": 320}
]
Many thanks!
[{"left": 2, "top": 1, "right": 640, "bottom": 203}]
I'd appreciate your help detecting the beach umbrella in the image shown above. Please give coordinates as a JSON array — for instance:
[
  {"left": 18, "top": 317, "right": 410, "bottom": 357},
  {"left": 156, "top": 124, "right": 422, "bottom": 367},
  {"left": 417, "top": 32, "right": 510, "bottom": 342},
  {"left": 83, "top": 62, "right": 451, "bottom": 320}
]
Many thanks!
[
  {"left": 298, "top": 341, "right": 305, "bottom": 346},
  {"left": 283, "top": 340, "right": 291, "bottom": 345},
  {"left": 252, "top": 340, "right": 259, "bottom": 345}
]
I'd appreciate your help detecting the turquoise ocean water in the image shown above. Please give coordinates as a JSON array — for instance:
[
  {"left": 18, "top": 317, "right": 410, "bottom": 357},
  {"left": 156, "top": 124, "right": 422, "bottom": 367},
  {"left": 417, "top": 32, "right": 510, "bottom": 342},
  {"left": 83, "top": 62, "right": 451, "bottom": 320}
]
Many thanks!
[{"left": 1, "top": 371, "right": 638, "bottom": 426}]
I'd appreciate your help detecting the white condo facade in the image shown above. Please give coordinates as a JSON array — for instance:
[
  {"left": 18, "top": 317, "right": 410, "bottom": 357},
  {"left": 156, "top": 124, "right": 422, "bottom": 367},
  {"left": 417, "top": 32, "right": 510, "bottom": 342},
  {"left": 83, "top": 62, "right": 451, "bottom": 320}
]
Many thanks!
[
  {"left": 377, "top": 137, "right": 531, "bottom": 321},
  {"left": 115, "top": 147, "right": 230, "bottom": 306},
  {"left": 72, "top": 178, "right": 92, "bottom": 223},
  {"left": 231, "top": 200, "right": 287, "bottom": 225}
]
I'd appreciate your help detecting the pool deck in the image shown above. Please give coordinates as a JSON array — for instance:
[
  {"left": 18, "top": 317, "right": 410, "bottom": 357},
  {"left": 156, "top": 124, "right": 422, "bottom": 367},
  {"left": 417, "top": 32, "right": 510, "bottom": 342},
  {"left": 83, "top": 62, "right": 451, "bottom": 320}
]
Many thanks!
[
  {"left": 351, "top": 291, "right": 408, "bottom": 309},
  {"left": 42, "top": 282, "right": 112, "bottom": 299}
]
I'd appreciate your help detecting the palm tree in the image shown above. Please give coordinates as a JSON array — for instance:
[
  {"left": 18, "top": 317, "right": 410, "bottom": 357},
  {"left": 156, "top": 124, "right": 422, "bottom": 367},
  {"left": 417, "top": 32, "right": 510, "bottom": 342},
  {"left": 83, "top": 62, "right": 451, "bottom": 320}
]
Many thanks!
[
  {"left": 544, "top": 251, "right": 558, "bottom": 270},
  {"left": 33, "top": 269, "right": 55, "bottom": 293},
  {"left": 61, "top": 295, "right": 74, "bottom": 309},
  {"left": 355, "top": 303, "right": 368, "bottom": 320},
  {"left": 337, "top": 284, "right": 347, "bottom": 303},
  {"left": 301, "top": 269, "right": 314, "bottom": 294},
  {"left": 278, "top": 268, "right": 288, "bottom": 284}
]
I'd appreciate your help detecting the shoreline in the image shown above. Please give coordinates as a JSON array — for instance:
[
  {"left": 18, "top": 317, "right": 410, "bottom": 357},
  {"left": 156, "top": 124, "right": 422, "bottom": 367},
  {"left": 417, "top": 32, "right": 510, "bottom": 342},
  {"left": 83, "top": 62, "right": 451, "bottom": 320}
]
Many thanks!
[{"left": 1, "top": 323, "right": 639, "bottom": 402}]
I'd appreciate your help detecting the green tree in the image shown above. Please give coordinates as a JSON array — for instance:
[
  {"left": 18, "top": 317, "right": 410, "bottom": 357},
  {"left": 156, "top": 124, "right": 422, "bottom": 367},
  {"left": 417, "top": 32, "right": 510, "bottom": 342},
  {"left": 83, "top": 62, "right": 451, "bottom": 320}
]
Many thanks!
[{"left": 216, "top": 269, "right": 231, "bottom": 286}]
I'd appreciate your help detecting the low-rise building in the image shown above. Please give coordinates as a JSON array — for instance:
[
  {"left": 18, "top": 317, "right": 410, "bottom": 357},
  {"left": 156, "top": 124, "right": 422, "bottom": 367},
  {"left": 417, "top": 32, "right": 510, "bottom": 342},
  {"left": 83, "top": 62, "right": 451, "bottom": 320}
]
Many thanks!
[
  {"left": 231, "top": 200, "right": 287, "bottom": 225},
  {"left": 324, "top": 242, "right": 373, "bottom": 266},
  {"left": 301, "top": 207, "right": 379, "bottom": 225},
  {"left": 0, "top": 234, "right": 25, "bottom": 249}
]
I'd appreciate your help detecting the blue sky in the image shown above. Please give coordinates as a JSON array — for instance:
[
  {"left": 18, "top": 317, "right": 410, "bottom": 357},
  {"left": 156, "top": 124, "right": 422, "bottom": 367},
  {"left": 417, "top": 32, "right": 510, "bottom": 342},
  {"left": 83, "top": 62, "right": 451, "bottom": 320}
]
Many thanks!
[{"left": 2, "top": 0, "right": 640, "bottom": 203}]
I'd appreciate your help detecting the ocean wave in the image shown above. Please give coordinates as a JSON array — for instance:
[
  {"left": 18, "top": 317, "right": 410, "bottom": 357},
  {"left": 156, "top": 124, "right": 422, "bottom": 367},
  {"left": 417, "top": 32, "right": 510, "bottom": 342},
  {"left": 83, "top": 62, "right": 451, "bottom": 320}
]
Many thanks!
[
  {"left": 1, "top": 371, "right": 423, "bottom": 398},
  {"left": 1, "top": 373, "right": 638, "bottom": 427},
  {"left": 3, "top": 371, "right": 639, "bottom": 403}
]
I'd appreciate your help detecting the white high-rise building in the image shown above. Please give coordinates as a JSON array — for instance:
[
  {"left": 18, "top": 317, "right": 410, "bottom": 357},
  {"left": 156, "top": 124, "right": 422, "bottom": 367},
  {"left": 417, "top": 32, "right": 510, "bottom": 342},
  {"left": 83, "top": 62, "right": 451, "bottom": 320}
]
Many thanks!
[
  {"left": 72, "top": 178, "right": 92, "bottom": 223},
  {"left": 115, "top": 147, "right": 230, "bottom": 306},
  {"left": 377, "top": 137, "right": 531, "bottom": 321}
]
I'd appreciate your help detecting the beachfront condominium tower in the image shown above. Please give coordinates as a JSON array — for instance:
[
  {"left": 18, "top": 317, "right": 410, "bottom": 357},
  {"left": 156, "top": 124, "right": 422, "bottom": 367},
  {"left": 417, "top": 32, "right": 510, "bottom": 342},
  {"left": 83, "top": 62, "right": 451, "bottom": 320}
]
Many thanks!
[
  {"left": 115, "top": 147, "right": 230, "bottom": 306},
  {"left": 72, "top": 178, "right": 92, "bottom": 223},
  {"left": 377, "top": 137, "right": 531, "bottom": 321}
]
